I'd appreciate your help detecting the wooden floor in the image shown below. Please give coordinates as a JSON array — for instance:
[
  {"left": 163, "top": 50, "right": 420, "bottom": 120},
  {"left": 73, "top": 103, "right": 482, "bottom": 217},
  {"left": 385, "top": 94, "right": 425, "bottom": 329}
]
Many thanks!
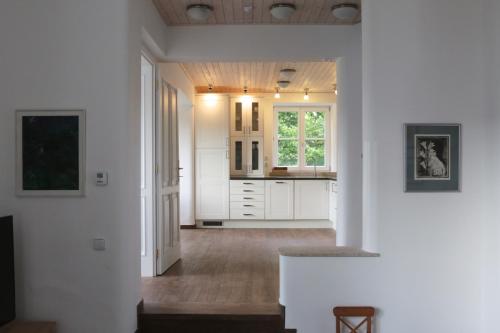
[{"left": 141, "top": 228, "right": 336, "bottom": 311}]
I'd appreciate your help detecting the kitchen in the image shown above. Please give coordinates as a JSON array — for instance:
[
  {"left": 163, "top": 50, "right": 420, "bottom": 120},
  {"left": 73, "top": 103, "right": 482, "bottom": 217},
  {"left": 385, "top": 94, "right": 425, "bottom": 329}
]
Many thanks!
[{"left": 190, "top": 62, "right": 338, "bottom": 229}]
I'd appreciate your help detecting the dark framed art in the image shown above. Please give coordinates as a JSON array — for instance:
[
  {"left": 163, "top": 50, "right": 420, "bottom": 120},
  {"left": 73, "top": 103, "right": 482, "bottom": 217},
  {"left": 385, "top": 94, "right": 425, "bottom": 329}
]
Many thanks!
[
  {"left": 405, "top": 124, "right": 461, "bottom": 192},
  {"left": 16, "top": 109, "right": 86, "bottom": 196}
]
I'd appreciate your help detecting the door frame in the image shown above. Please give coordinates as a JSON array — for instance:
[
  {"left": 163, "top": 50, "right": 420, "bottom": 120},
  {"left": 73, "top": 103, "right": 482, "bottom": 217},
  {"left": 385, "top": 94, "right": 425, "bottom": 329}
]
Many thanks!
[{"left": 141, "top": 49, "right": 158, "bottom": 277}]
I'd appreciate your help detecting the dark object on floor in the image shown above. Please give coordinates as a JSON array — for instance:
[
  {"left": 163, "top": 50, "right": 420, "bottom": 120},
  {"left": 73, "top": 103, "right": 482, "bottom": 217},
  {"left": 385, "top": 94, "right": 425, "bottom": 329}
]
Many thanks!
[{"left": 0, "top": 216, "right": 15, "bottom": 327}]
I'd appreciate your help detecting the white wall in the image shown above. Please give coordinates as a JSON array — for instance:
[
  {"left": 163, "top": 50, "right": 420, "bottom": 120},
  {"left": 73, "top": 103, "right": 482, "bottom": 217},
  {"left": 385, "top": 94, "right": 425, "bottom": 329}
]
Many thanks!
[
  {"left": 281, "top": 0, "right": 496, "bottom": 332},
  {"left": 482, "top": 0, "right": 500, "bottom": 330},
  {"left": 0, "top": 0, "right": 170, "bottom": 332}
]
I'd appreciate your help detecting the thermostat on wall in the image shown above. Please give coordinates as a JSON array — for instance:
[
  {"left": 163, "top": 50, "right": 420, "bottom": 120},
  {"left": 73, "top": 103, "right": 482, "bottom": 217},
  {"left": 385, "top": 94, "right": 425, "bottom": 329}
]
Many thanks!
[{"left": 96, "top": 171, "right": 108, "bottom": 186}]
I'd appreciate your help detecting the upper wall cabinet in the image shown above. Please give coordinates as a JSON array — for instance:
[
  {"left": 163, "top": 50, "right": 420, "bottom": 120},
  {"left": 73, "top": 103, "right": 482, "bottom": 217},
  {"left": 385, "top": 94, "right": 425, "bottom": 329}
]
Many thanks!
[
  {"left": 195, "top": 95, "right": 229, "bottom": 149},
  {"left": 230, "top": 98, "right": 263, "bottom": 137}
]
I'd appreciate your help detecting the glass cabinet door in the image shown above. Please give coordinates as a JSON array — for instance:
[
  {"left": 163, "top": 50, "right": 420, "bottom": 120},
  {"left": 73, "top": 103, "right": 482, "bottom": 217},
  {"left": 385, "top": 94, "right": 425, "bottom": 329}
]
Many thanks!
[
  {"left": 248, "top": 100, "right": 263, "bottom": 136},
  {"left": 247, "top": 137, "right": 264, "bottom": 175},
  {"left": 231, "top": 101, "right": 245, "bottom": 136},
  {"left": 230, "top": 137, "right": 246, "bottom": 175}
]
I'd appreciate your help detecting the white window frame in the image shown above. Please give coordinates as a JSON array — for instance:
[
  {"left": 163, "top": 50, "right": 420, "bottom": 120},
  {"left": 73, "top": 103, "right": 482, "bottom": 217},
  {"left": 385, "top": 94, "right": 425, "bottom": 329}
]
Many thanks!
[{"left": 273, "top": 105, "right": 331, "bottom": 172}]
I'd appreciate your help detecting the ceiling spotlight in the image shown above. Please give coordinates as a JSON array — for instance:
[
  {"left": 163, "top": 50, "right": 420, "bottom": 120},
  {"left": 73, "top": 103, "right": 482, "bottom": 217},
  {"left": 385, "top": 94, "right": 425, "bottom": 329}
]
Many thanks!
[
  {"left": 274, "top": 87, "right": 281, "bottom": 99},
  {"left": 277, "top": 80, "right": 290, "bottom": 88},
  {"left": 331, "top": 3, "right": 359, "bottom": 20},
  {"left": 243, "top": 86, "right": 248, "bottom": 94},
  {"left": 270, "top": 3, "right": 296, "bottom": 20},
  {"left": 304, "top": 88, "right": 310, "bottom": 100},
  {"left": 333, "top": 84, "right": 338, "bottom": 95},
  {"left": 186, "top": 4, "right": 214, "bottom": 21},
  {"left": 208, "top": 84, "right": 214, "bottom": 92},
  {"left": 279, "top": 68, "right": 297, "bottom": 80}
]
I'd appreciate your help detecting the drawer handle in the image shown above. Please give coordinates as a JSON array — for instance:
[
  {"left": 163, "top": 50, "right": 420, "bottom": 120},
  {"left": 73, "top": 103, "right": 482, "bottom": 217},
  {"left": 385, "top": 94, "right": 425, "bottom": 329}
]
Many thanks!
[
  {"left": 243, "top": 190, "right": 254, "bottom": 192},
  {"left": 276, "top": 181, "right": 286, "bottom": 184},
  {"left": 243, "top": 213, "right": 254, "bottom": 216},
  {"left": 243, "top": 204, "right": 255, "bottom": 207},
  {"left": 243, "top": 197, "right": 254, "bottom": 200},
  {"left": 243, "top": 182, "right": 254, "bottom": 185}
]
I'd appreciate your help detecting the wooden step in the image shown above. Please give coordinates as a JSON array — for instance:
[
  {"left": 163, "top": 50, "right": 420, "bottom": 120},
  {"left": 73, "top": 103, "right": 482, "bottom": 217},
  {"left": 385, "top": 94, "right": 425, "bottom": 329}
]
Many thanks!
[{"left": 139, "top": 302, "right": 285, "bottom": 333}]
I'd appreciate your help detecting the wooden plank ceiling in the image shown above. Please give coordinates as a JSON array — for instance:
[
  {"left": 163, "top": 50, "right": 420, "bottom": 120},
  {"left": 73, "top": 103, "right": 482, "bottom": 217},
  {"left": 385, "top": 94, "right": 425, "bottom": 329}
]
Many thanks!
[
  {"left": 153, "top": 0, "right": 361, "bottom": 26},
  {"left": 179, "top": 61, "right": 337, "bottom": 93}
]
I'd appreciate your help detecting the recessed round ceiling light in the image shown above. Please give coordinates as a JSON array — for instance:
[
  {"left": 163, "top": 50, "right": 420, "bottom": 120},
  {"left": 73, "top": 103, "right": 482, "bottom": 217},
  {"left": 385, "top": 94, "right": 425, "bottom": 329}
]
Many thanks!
[
  {"left": 279, "top": 68, "right": 297, "bottom": 80},
  {"left": 277, "top": 80, "right": 291, "bottom": 88},
  {"left": 331, "top": 3, "right": 359, "bottom": 20},
  {"left": 186, "top": 4, "right": 214, "bottom": 21},
  {"left": 270, "top": 3, "right": 296, "bottom": 20}
]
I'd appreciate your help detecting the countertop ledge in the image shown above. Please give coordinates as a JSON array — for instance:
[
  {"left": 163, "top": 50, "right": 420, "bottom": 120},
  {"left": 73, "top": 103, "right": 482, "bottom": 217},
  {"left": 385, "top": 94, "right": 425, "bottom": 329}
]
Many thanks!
[
  {"left": 279, "top": 246, "right": 380, "bottom": 257},
  {"left": 230, "top": 176, "right": 337, "bottom": 181}
]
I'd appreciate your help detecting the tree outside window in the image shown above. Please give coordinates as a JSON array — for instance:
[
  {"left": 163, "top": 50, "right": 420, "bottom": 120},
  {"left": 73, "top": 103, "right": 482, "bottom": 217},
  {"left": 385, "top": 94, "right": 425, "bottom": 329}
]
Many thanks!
[{"left": 275, "top": 107, "right": 329, "bottom": 170}]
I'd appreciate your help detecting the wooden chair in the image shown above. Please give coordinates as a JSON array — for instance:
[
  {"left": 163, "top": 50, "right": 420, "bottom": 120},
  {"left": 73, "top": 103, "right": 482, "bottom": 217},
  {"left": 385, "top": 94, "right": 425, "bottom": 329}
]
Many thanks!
[{"left": 333, "top": 306, "right": 375, "bottom": 333}]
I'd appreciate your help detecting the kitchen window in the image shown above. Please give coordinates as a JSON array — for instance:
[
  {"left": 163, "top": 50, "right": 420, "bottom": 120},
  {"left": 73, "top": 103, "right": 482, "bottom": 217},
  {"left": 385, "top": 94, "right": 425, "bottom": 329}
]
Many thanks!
[{"left": 273, "top": 106, "right": 330, "bottom": 171}]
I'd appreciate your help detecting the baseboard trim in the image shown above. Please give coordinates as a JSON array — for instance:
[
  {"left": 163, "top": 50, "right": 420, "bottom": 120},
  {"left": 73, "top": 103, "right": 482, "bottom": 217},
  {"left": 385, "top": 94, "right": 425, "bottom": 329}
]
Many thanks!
[
  {"left": 196, "top": 220, "right": 333, "bottom": 229},
  {"left": 180, "top": 225, "right": 197, "bottom": 229}
]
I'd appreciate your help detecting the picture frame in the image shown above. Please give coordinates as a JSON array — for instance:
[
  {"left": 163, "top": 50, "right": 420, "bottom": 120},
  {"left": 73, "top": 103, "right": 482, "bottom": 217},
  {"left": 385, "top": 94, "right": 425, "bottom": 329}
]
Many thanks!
[
  {"left": 16, "top": 109, "right": 86, "bottom": 196},
  {"left": 404, "top": 123, "right": 461, "bottom": 192}
]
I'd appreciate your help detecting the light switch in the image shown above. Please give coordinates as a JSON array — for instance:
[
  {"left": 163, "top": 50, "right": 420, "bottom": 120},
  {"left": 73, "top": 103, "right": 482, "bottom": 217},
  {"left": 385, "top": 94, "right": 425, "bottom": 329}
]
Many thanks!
[
  {"left": 96, "top": 171, "right": 108, "bottom": 186},
  {"left": 93, "top": 238, "right": 106, "bottom": 251}
]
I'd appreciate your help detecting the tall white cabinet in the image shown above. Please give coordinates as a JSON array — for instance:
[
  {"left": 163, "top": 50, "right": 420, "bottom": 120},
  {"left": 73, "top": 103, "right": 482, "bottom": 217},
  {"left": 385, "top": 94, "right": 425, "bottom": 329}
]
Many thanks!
[
  {"left": 195, "top": 95, "right": 229, "bottom": 220},
  {"left": 230, "top": 98, "right": 264, "bottom": 176}
]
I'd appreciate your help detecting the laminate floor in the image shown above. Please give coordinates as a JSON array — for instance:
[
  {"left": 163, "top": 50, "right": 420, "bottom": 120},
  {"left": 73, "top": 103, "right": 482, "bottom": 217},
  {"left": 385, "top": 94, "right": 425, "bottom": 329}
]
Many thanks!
[{"left": 141, "top": 228, "right": 336, "bottom": 311}]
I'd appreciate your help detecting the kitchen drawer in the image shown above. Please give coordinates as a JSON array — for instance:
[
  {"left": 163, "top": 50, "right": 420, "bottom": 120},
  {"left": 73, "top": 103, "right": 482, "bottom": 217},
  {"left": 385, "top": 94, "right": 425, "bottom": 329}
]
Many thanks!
[
  {"left": 230, "top": 209, "right": 265, "bottom": 220},
  {"left": 231, "top": 201, "right": 265, "bottom": 210},
  {"left": 230, "top": 180, "right": 265, "bottom": 188},
  {"left": 230, "top": 186, "right": 265, "bottom": 195},
  {"left": 230, "top": 194, "right": 265, "bottom": 202}
]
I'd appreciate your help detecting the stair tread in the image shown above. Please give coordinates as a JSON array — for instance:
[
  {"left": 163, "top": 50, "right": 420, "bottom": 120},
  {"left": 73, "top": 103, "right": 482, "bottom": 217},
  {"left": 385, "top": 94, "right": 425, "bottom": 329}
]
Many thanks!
[{"left": 142, "top": 302, "right": 282, "bottom": 316}]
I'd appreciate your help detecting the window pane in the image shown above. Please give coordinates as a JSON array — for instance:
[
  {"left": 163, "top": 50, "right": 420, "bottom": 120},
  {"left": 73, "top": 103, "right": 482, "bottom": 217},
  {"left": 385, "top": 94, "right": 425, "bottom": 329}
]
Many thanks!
[
  {"left": 305, "top": 140, "right": 325, "bottom": 166},
  {"left": 278, "top": 140, "right": 298, "bottom": 166},
  {"left": 305, "top": 111, "right": 325, "bottom": 138},
  {"left": 278, "top": 112, "right": 298, "bottom": 138}
]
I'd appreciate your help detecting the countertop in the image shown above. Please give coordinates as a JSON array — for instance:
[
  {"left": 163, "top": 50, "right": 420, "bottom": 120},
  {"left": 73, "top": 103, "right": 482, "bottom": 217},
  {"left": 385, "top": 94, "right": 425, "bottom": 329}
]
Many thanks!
[
  {"left": 279, "top": 246, "right": 380, "bottom": 257},
  {"left": 230, "top": 175, "right": 337, "bottom": 181}
]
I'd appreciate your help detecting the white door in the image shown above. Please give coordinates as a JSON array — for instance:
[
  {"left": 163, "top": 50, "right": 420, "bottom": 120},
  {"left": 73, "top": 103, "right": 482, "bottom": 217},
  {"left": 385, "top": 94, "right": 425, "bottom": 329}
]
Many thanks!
[
  {"left": 294, "top": 180, "right": 330, "bottom": 220},
  {"left": 140, "top": 55, "right": 155, "bottom": 277},
  {"left": 156, "top": 75, "right": 181, "bottom": 275},
  {"left": 195, "top": 149, "right": 229, "bottom": 219},
  {"left": 265, "top": 180, "right": 294, "bottom": 220}
]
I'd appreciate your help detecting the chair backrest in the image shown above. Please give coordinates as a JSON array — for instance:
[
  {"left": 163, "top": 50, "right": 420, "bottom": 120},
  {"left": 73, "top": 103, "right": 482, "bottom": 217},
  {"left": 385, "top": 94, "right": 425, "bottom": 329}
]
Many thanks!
[{"left": 333, "top": 306, "right": 375, "bottom": 333}]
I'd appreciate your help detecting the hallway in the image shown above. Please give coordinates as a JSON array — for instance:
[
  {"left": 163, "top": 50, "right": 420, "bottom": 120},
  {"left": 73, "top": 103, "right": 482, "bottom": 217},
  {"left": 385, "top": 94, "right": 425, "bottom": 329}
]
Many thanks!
[{"left": 141, "top": 228, "right": 336, "bottom": 310}]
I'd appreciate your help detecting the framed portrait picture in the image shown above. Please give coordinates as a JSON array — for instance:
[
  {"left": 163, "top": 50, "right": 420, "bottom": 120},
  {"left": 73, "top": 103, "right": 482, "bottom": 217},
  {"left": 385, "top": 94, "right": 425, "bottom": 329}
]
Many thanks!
[
  {"left": 16, "top": 109, "right": 86, "bottom": 196},
  {"left": 405, "top": 124, "right": 461, "bottom": 192}
]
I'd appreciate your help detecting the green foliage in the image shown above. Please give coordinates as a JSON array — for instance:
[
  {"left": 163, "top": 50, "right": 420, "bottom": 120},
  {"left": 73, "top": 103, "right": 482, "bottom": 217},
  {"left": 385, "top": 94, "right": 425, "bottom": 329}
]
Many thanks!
[{"left": 277, "top": 111, "right": 326, "bottom": 167}]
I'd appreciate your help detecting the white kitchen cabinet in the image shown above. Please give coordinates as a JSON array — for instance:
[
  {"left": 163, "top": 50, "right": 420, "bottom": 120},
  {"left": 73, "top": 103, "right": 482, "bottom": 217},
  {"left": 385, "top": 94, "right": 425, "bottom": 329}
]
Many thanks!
[
  {"left": 294, "top": 180, "right": 330, "bottom": 220},
  {"left": 230, "top": 98, "right": 263, "bottom": 137},
  {"left": 230, "top": 180, "right": 265, "bottom": 220},
  {"left": 265, "top": 180, "right": 294, "bottom": 220},
  {"left": 329, "top": 181, "right": 338, "bottom": 228},
  {"left": 195, "top": 95, "right": 229, "bottom": 149},
  {"left": 195, "top": 149, "right": 229, "bottom": 220},
  {"left": 230, "top": 136, "right": 264, "bottom": 176}
]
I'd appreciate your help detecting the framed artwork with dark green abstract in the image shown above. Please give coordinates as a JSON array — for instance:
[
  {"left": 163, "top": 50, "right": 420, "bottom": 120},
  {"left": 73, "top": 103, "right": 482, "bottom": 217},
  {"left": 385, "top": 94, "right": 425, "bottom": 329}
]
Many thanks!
[{"left": 16, "top": 110, "right": 86, "bottom": 196}]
